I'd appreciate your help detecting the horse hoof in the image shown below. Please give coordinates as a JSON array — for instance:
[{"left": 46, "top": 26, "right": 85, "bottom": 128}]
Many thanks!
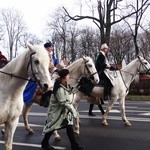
[
  {"left": 27, "top": 129, "right": 34, "bottom": 134},
  {"left": 74, "top": 132, "right": 80, "bottom": 137},
  {"left": 125, "top": 122, "right": 132, "bottom": 126},
  {"left": 102, "top": 121, "right": 109, "bottom": 126},
  {"left": 54, "top": 136, "right": 61, "bottom": 141}
]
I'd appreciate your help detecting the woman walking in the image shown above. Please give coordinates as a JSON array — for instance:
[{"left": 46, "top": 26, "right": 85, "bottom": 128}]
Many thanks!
[{"left": 41, "top": 69, "right": 84, "bottom": 150}]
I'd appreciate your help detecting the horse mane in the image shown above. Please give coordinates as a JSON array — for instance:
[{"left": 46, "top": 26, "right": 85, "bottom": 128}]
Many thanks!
[
  {"left": 67, "top": 58, "right": 82, "bottom": 72},
  {"left": 67, "top": 56, "right": 91, "bottom": 73},
  {"left": 121, "top": 57, "right": 139, "bottom": 71}
]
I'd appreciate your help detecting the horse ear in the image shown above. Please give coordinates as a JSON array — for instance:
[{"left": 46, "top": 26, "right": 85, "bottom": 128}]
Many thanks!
[
  {"left": 82, "top": 56, "right": 87, "bottom": 62},
  {"left": 27, "top": 43, "right": 35, "bottom": 53},
  {"left": 137, "top": 55, "right": 142, "bottom": 60}
]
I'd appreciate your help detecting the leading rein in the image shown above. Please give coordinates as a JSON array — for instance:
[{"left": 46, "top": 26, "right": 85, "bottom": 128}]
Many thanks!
[{"left": 119, "top": 70, "right": 135, "bottom": 93}]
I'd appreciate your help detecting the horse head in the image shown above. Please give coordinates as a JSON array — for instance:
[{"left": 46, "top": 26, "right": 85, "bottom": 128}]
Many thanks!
[
  {"left": 82, "top": 56, "right": 99, "bottom": 84},
  {"left": 137, "top": 55, "right": 150, "bottom": 74},
  {"left": 27, "top": 43, "right": 53, "bottom": 92}
]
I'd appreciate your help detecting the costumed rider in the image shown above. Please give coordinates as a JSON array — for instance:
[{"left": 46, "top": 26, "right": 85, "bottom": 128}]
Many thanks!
[
  {"left": 23, "top": 41, "right": 64, "bottom": 106},
  {"left": 38, "top": 41, "right": 65, "bottom": 107},
  {"left": 44, "top": 41, "right": 65, "bottom": 81},
  {"left": 95, "top": 43, "right": 118, "bottom": 100},
  {"left": 88, "top": 43, "right": 118, "bottom": 117}
]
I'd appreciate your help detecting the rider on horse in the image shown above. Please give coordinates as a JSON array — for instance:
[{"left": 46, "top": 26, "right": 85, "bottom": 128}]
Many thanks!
[
  {"left": 23, "top": 42, "right": 65, "bottom": 106},
  {"left": 95, "top": 43, "right": 118, "bottom": 100}
]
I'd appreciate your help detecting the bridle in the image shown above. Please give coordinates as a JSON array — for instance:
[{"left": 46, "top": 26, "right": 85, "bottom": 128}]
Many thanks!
[
  {"left": 137, "top": 57, "right": 150, "bottom": 74},
  {"left": 27, "top": 52, "right": 38, "bottom": 82},
  {"left": 0, "top": 52, "right": 38, "bottom": 82},
  {"left": 84, "top": 59, "right": 98, "bottom": 80},
  {"left": 27, "top": 52, "right": 45, "bottom": 88},
  {"left": 119, "top": 57, "right": 150, "bottom": 93}
]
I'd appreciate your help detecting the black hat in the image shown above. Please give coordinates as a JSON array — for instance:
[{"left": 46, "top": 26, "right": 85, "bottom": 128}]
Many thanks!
[
  {"left": 44, "top": 42, "right": 53, "bottom": 48},
  {"left": 58, "top": 69, "right": 69, "bottom": 78}
]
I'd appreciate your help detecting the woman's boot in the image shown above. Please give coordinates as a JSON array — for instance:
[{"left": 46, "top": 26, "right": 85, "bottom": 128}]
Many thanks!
[
  {"left": 41, "top": 131, "right": 55, "bottom": 150},
  {"left": 66, "top": 125, "right": 84, "bottom": 150}
]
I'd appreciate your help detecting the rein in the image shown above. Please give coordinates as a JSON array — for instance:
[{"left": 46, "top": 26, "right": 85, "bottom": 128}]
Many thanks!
[
  {"left": 138, "top": 58, "right": 150, "bottom": 74},
  {"left": 0, "top": 70, "right": 34, "bottom": 81},
  {"left": 119, "top": 70, "right": 135, "bottom": 93}
]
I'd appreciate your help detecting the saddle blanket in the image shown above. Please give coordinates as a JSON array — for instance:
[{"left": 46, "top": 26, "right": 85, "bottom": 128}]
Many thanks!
[{"left": 23, "top": 81, "right": 37, "bottom": 105}]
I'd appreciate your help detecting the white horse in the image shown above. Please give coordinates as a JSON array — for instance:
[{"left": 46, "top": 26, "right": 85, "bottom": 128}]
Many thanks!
[
  {"left": 0, "top": 43, "right": 53, "bottom": 150},
  {"left": 22, "top": 56, "right": 99, "bottom": 139},
  {"left": 73, "top": 56, "right": 150, "bottom": 134}
]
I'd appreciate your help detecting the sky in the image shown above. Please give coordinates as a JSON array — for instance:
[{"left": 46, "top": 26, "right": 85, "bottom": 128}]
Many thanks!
[
  {"left": 0, "top": 0, "right": 81, "bottom": 39},
  {"left": 0, "top": 0, "right": 83, "bottom": 57}
]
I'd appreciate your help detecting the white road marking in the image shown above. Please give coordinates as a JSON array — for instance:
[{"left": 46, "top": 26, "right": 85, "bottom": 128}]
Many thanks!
[
  {"left": 139, "top": 112, "right": 150, "bottom": 116},
  {"left": 1, "top": 101, "right": 150, "bottom": 149},
  {"left": 79, "top": 114, "right": 150, "bottom": 122},
  {"left": 0, "top": 141, "right": 66, "bottom": 149}
]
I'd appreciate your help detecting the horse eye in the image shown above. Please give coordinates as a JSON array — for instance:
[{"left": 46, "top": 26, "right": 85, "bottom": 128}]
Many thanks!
[
  {"left": 88, "top": 64, "right": 92, "bottom": 67},
  {"left": 144, "top": 62, "right": 147, "bottom": 65},
  {"left": 34, "top": 60, "right": 39, "bottom": 65}
]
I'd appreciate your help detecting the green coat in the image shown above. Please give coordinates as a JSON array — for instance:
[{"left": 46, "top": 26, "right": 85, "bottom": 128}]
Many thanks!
[{"left": 42, "top": 84, "right": 77, "bottom": 135}]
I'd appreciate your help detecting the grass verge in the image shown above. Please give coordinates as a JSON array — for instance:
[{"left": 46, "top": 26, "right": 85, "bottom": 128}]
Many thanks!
[{"left": 126, "top": 95, "right": 150, "bottom": 101}]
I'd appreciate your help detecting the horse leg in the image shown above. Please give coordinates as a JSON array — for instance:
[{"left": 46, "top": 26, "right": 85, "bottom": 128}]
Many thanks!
[
  {"left": 22, "top": 103, "right": 34, "bottom": 134},
  {"left": 119, "top": 98, "right": 132, "bottom": 126},
  {"left": 102, "top": 97, "right": 116, "bottom": 126},
  {"left": 73, "top": 95, "right": 80, "bottom": 135},
  {"left": 73, "top": 116, "right": 80, "bottom": 135},
  {"left": 53, "top": 130, "right": 61, "bottom": 141},
  {"left": 5, "top": 118, "right": 19, "bottom": 150}
]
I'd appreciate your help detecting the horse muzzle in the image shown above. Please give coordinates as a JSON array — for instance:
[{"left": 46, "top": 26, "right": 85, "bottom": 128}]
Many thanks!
[{"left": 42, "top": 83, "right": 49, "bottom": 92}]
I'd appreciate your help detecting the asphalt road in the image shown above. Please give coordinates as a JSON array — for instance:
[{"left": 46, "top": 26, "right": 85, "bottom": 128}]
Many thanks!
[{"left": 0, "top": 100, "right": 150, "bottom": 150}]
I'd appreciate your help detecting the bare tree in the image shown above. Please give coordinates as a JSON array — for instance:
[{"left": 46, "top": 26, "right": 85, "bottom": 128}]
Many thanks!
[
  {"left": 19, "top": 32, "right": 42, "bottom": 48},
  {"left": 46, "top": 8, "right": 69, "bottom": 59},
  {"left": 0, "top": 8, "right": 26, "bottom": 60},
  {"left": 110, "top": 28, "right": 133, "bottom": 64},
  {"left": 46, "top": 7, "right": 79, "bottom": 61},
  {"left": 0, "top": 25, "right": 4, "bottom": 41},
  {"left": 66, "top": 22, "right": 79, "bottom": 62},
  {"left": 63, "top": 0, "right": 149, "bottom": 46},
  {"left": 123, "top": 0, "right": 150, "bottom": 55},
  {"left": 78, "top": 27, "right": 100, "bottom": 60},
  {"left": 138, "top": 24, "right": 150, "bottom": 62}
]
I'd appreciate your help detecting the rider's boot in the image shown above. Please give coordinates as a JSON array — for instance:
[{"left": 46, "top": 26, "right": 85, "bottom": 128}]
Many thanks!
[
  {"left": 100, "top": 98, "right": 105, "bottom": 104},
  {"left": 98, "top": 104, "right": 105, "bottom": 115},
  {"left": 88, "top": 104, "right": 96, "bottom": 116}
]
